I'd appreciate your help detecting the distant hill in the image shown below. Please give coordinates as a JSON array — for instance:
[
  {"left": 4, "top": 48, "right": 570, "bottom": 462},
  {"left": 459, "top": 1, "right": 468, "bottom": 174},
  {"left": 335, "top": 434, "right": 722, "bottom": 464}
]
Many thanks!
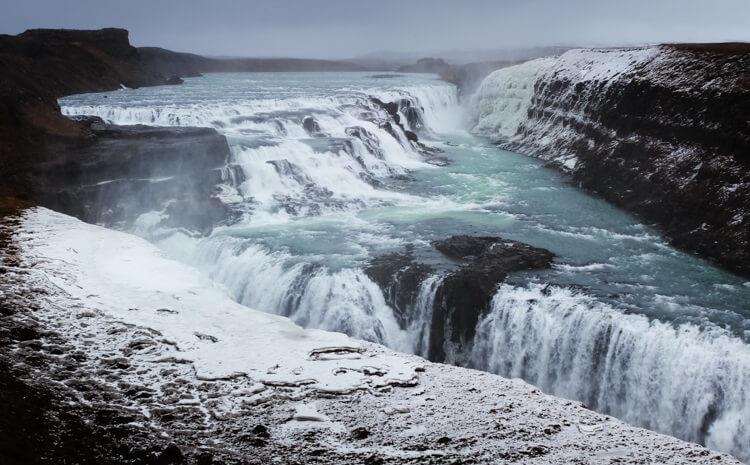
[
  {"left": 352, "top": 46, "right": 573, "bottom": 68},
  {"left": 139, "top": 47, "right": 370, "bottom": 75}
]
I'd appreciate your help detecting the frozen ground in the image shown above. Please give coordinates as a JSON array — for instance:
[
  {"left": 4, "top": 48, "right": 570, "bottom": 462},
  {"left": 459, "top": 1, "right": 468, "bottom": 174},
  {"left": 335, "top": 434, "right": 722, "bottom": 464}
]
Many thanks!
[{"left": 0, "top": 207, "right": 742, "bottom": 464}]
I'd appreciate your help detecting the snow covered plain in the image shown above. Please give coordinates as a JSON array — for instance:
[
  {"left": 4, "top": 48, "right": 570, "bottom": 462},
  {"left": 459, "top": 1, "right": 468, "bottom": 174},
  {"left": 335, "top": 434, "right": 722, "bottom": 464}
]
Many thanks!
[{"left": 1, "top": 207, "right": 742, "bottom": 464}]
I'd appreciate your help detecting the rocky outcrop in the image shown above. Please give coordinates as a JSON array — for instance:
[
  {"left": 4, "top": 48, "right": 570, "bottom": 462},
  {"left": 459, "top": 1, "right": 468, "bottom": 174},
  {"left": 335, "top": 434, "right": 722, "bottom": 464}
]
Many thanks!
[
  {"left": 369, "top": 96, "right": 444, "bottom": 159},
  {"left": 0, "top": 28, "right": 234, "bottom": 232},
  {"left": 365, "top": 247, "right": 435, "bottom": 328},
  {"left": 430, "top": 236, "right": 554, "bottom": 362},
  {"left": 0, "top": 28, "right": 177, "bottom": 152},
  {"left": 366, "top": 236, "right": 554, "bottom": 362},
  {"left": 471, "top": 44, "right": 750, "bottom": 277},
  {"left": 12, "top": 117, "right": 231, "bottom": 232}
]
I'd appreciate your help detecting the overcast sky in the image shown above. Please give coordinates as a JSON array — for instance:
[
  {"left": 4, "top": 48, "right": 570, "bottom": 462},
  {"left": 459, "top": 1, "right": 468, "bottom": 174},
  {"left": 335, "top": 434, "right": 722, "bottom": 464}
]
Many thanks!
[{"left": 1, "top": 0, "right": 748, "bottom": 58}]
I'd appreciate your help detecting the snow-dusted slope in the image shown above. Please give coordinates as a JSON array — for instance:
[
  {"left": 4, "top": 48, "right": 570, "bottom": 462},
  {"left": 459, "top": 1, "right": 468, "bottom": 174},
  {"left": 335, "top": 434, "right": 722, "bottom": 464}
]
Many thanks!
[
  {"left": 470, "top": 45, "right": 750, "bottom": 277},
  {"left": 0, "top": 207, "right": 742, "bottom": 464}
]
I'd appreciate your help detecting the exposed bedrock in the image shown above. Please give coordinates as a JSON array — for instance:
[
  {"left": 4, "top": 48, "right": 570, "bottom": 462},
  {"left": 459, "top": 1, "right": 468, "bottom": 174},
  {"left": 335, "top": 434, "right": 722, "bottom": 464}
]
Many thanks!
[
  {"left": 0, "top": 28, "right": 234, "bottom": 233},
  {"left": 471, "top": 44, "right": 750, "bottom": 277},
  {"left": 0, "top": 27, "right": 184, "bottom": 154},
  {"left": 365, "top": 236, "right": 554, "bottom": 363},
  {"left": 7, "top": 117, "right": 231, "bottom": 232},
  {"left": 369, "top": 96, "right": 424, "bottom": 139}
]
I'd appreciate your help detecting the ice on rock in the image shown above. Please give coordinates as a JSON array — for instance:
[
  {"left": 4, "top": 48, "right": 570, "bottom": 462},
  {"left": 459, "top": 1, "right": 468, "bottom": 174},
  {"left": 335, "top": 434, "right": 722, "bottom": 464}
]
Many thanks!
[{"left": 292, "top": 403, "right": 328, "bottom": 422}]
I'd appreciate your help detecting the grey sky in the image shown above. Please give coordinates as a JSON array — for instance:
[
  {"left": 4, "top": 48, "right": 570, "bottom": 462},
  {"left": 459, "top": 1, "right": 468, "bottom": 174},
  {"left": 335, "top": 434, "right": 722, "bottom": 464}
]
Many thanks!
[{"left": 1, "top": 0, "right": 748, "bottom": 58}]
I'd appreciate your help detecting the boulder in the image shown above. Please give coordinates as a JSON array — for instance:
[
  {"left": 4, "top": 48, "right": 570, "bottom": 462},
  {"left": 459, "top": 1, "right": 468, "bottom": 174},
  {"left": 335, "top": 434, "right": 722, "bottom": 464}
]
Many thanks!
[{"left": 366, "top": 236, "right": 554, "bottom": 362}]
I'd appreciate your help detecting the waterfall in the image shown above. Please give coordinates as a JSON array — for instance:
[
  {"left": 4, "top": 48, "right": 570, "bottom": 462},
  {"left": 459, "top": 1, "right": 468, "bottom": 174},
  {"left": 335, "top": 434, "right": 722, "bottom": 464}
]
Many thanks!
[
  {"left": 407, "top": 274, "right": 444, "bottom": 358},
  {"left": 471, "top": 283, "right": 750, "bottom": 462},
  {"left": 61, "top": 77, "right": 460, "bottom": 358},
  {"left": 62, "top": 82, "right": 458, "bottom": 218},
  {"left": 467, "top": 47, "right": 663, "bottom": 169},
  {"left": 468, "top": 57, "right": 556, "bottom": 141},
  {"left": 60, "top": 73, "right": 750, "bottom": 462}
]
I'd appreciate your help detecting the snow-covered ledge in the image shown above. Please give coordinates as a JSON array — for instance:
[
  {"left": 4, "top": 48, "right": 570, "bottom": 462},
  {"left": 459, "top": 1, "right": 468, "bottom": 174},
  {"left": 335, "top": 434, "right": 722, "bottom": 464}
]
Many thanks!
[{"left": 2, "top": 207, "right": 741, "bottom": 464}]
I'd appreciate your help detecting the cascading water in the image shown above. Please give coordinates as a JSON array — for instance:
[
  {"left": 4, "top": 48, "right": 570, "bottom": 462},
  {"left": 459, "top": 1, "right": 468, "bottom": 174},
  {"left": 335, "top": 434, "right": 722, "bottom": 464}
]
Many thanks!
[
  {"left": 471, "top": 283, "right": 750, "bottom": 460},
  {"left": 409, "top": 274, "right": 443, "bottom": 358},
  {"left": 60, "top": 71, "right": 750, "bottom": 462},
  {"left": 62, "top": 72, "right": 459, "bottom": 351}
]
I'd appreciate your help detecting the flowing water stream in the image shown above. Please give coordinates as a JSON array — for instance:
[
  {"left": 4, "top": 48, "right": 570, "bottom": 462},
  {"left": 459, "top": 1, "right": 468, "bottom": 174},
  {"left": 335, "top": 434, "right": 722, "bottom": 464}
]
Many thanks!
[{"left": 61, "top": 72, "right": 750, "bottom": 461}]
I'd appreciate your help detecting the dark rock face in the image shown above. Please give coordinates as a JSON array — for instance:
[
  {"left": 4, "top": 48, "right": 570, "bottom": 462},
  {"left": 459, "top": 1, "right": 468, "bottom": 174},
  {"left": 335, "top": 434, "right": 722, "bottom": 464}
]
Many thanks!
[
  {"left": 497, "top": 45, "right": 750, "bottom": 277},
  {"left": 7, "top": 118, "right": 231, "bottom": 233},
  {"left": 369, "top": 97, "right": 426, "bottom": 134},
  {"left": 398, "top": 99, "right": 425, "bottom": 132},
  {"left": 346, "top": 126, "right": 384, "bottom": 159},
  {"left": 302, "top": 116, "right": 323, "bottom": 136},
  {"left": 365, "top": 236, "right": 554, "bottom": 363},
  {"left": 365, "top": 248, "right": 435, "bottom": 328},
  {"left": 368, "top": 97, "right": 442, "bottom": 159},
  {"left": 0, "top": 29, "right": 234, "bottom": 233},
  {"left": 434, "top": 235, "right": 555, "bottom": 270},
  {"left": 137, "top": 47, "right": 212, "bottom": 78},
  {"left": 429, "top": 236, "right": 554, "bottom": 362},
  {"left": 0, "top": 28, "right": 174, "bottom": 150}
]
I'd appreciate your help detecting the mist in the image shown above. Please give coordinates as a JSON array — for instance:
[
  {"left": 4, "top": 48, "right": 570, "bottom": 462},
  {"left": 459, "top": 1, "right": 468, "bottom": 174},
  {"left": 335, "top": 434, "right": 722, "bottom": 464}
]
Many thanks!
[{"left": 1, "top": 0, "right": 749, "bottom": 59}]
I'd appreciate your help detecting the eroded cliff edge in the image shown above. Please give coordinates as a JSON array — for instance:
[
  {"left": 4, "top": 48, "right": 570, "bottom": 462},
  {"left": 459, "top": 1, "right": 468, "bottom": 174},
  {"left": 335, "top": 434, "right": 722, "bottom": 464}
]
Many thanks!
[
  {"left": 0, "top": 28, "right": 233, "bottom": 231},
  {"left": 471, "top": 44, "right": 750, "bottom": 277}
]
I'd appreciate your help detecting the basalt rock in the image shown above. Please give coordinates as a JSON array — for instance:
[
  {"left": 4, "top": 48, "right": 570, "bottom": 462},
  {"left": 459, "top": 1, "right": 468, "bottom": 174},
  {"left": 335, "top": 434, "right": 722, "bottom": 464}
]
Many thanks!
[
  {"left": 365, "top": 248, "right": 435, "bottom": 328},
  {"left": 7, "top": 118, "right": 231, "bottom": 233},
  {"left": 302, "top": 116, "right": 323, "bottom": 136},
  {"left": 0, "top": 29, "right": 234, "bottom": 233},
  {"left": 369, "top": 97, "right": 441, "bottom": 156},
  {"left": 429, "top": 236, "right": 554, "bottom": 362},
  {"left": 366, "top": 236, "right": 554, "bottom": 363}
]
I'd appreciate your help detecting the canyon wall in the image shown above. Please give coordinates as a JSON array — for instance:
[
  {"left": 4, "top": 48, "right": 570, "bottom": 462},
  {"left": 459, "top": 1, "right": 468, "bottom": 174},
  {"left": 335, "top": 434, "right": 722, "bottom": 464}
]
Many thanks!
[
  {"left": 0, "top": 29, "right": 233, "bottom": 231},
  {"left": 471, "top": 44, "right": 750, "bottom": 277}
]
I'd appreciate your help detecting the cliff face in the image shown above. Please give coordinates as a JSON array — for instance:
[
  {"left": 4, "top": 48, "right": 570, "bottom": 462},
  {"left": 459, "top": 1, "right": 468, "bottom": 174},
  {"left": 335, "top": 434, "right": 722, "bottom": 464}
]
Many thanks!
[
  {"left": 471, "top": 44, "right": 750, "bottom": 277},
  {"left": 0, "top": 29, "right": 232, "bottom": 232},
  {"left": 0, "top": 28, "right": 175, "bottom": 146}
]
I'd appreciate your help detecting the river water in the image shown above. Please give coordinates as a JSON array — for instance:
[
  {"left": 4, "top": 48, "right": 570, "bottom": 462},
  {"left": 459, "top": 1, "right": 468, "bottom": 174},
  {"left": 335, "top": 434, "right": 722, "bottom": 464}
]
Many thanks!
[{"left": 60, "top": 72, "right": 750, "bottom": 461}]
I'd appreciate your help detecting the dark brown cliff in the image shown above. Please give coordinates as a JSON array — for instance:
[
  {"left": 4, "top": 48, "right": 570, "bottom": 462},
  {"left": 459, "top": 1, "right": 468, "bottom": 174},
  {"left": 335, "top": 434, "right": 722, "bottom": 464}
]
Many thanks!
[
  {"left": 0, "top": 28, "right": 231, "bottom": 231},
  {"left": 474, "top": 44, "right": 750, "bottom": 277}
]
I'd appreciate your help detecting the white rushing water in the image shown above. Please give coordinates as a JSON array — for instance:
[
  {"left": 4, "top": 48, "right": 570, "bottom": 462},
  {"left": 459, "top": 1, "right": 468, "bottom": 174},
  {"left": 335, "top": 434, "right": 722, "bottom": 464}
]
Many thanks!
[
  {"left": 471, "top": 283, "right": 750, "bottom": 457},
  {"left": 60, "top": 71, "right": 750, "bottom": 462}
]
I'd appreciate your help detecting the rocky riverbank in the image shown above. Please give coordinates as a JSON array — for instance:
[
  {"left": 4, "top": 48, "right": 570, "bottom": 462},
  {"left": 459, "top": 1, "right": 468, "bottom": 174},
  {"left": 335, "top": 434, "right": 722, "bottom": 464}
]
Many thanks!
[{"left": 470, "top": 44, "right": 750, "bottom": 277}]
